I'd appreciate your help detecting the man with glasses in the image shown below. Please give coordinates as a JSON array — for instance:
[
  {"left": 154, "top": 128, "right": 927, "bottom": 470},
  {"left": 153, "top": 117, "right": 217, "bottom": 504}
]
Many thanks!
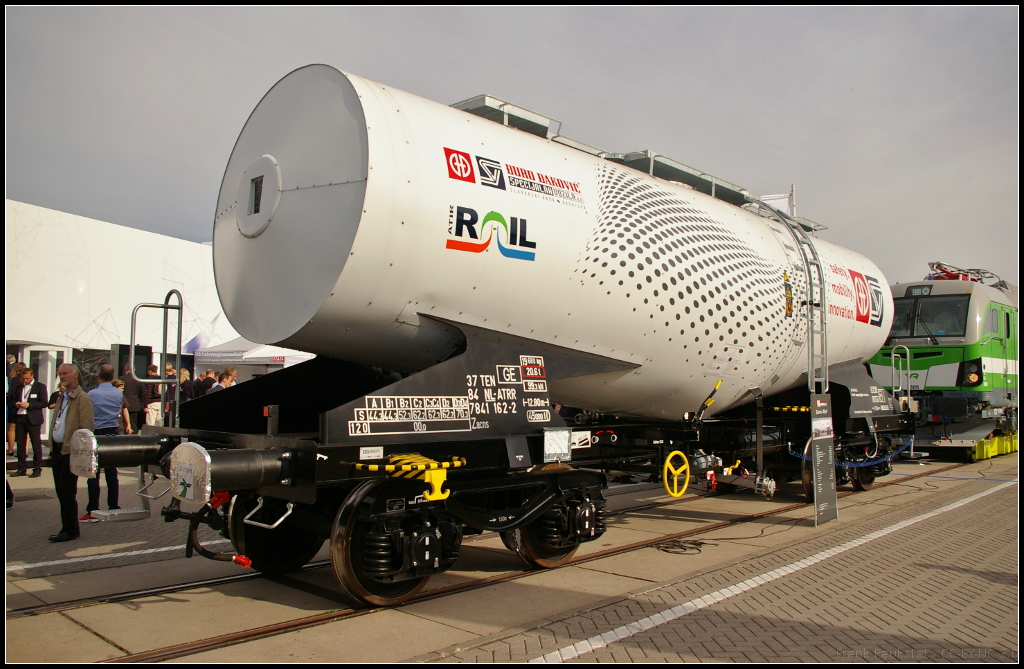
[{"left": 48, "top": 363, "right": 94, "bottom": 542}]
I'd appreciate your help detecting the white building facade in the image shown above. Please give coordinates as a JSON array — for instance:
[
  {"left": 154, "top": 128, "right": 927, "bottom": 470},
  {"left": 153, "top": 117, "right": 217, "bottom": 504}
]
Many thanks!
[{"left": 5, "top": 199, "right": 240, "bottom": 433}]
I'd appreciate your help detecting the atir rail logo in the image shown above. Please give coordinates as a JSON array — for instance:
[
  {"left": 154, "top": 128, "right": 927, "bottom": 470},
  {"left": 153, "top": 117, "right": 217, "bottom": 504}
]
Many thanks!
[{"left": 446, "top": 205, "right": 537, "bottom": 261}]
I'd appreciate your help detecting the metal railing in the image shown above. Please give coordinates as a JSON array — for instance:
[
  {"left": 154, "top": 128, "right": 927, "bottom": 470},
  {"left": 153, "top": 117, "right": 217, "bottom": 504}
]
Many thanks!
[
  {"left": 744, "top": 197, "right": 829, "bottom": 393},
  {"left": 890, "top": 345, "right": 911, "bottom": 413},
  {"left": 129, "top": 290, "right": 184, "bottom": 428}
]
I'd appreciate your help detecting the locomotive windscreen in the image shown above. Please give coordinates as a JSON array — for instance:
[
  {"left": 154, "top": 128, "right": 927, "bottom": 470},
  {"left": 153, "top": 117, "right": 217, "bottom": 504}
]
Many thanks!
[{"left": 891, "top": 295, "right": 971, "bottom": 338}]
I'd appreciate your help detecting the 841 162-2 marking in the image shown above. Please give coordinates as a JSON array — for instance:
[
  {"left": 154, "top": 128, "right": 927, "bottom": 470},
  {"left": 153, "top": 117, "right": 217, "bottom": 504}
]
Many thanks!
[{"left": 347, "top": 356, "right": 553, "bottom": 436}]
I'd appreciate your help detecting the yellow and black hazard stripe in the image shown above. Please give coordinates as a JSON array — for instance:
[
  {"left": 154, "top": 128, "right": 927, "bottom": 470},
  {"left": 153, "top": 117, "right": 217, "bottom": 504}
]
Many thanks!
[{"left": 353, "top": 454, "right": 467, "bottom": 479}]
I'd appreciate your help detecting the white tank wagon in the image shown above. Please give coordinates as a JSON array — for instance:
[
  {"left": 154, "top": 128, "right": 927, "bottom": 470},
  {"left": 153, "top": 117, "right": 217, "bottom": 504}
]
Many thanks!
[
  {"left": 81, "top": 65, "right": 911, "bottom": 606},
  {"left": 213, "top": 64, "right": 892, "bottom": 418}
]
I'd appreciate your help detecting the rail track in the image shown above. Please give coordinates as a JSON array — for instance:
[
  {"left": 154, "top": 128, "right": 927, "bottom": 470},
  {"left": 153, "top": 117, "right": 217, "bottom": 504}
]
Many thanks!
[
  {"left": 6, "top": 461, "right": 970, "bottom": 663},
  {"left": 5, "top": 482, "right": 704, "bottom": 620}
]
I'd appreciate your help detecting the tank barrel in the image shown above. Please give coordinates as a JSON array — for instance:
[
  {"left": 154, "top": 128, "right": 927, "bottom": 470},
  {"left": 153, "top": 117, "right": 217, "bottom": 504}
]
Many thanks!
[
  {"left": 206, "top": 448, "right": 286, "bottom": 491},
  {"left": 167, "top": 442, "right": 289, "bottom": 500},
  {"left": 95, "top": 435, "right": 174, "bottom": 468}
]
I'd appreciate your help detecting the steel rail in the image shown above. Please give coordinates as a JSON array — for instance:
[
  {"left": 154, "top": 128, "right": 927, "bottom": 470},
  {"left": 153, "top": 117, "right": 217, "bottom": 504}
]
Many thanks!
[
  {"left": 5, "top": 489, "right": 709, "bottom": 620},
  {"left": 4, "top": 560, "right": 332, "bottom": 620},
  {"left": 99, "top": 461, "right": 970, "bottom": 663}
]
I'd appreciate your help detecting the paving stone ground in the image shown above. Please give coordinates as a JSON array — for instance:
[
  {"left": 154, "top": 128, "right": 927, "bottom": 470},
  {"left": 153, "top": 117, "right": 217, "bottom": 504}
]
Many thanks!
[
  {"left": 6, "top": 453, "right": 1018, "bottom": 663},
  {"left": 5, "top": 466, "right": 222, "bottom": 578},
  {"left": 419, "top": 478, "right": 1019, "bottom": 663}
]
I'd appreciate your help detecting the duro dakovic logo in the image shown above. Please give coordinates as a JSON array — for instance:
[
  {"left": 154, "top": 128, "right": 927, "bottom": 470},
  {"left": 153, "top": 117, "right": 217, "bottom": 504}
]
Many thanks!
[
  {"left": 847, "top": 269, "right": 884, "bottom": 327},
  {"left": 446, "top": 205, "right": 536, "bottom": 261},
  {"left": 443, "top": 147, "right": 584, "bottom": 208},
  {"left": 475, "top": 156, "right": 506, "bottom": 190},
  {"left": 444, "top": 148, "right": 475, "bottom": 183}
]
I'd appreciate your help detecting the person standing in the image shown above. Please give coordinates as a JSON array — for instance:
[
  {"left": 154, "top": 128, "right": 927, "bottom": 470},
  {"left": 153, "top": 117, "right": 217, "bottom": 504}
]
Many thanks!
[
  {"left": 7, "top": 361, "right": 28, "bottom": 455},
  {"left": 118, "top": 364, "right": 147, "bottom": 433},
  {"left": 48, "top": 376, "right": 65, "bottom": 409},
  {"left": 83, "top": 365, "right": 121, "bottom": 522},
  {"left": 12, "top": 368, "right": 48, "bottom": 478},
  {"left": 199, "top": 369, "right": 216, "bottom": 396},
  {"left": 224, "top": 367, "right": 238, "bottom": 387},
  {"left": 163, "top": 364, "right": 177, "bottom": 427},
  {"left": 111, "top": 380, "right": 133, "bottom": 435},
  {"left": 206, "top": 372, "right": 231, "bottom": 394},
  {"left": 49, "top": 363, "right": 94, "bottom": 542},
  {"left": 144, "top": 365, "right": 163, "bottom": 426},
  {"left": 178, "top": 369, "right": 194, "bottom": 403}
]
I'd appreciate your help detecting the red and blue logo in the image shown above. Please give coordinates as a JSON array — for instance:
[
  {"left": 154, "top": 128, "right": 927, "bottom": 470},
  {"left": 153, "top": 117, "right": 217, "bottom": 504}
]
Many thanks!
[{"left": 446, "top": 206, "right": 536, "bottom": 261}]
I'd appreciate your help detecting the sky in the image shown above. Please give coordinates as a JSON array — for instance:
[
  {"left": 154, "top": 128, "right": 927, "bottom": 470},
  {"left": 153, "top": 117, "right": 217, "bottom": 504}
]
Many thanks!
[{"left": 6, "top": 7, "right": 1019, "bottom": 285}]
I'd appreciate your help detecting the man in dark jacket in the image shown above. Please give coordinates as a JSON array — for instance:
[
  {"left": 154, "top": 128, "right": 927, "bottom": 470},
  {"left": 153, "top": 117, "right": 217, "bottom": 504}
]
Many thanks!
[
  {"left": 144, "top": 365, "right": 163, "bottom": 426},
  {"left": 163, "top": 364, "right": 177, "bottom": 427},
  {"left": 199, "top": 369, "right": 217, "bottom": 396},
  {"left": 119, "top": 365, "right": 146, "bottom": 433},
  {"left": 11, "top": 368, "right": 48, "bottom": 477}
]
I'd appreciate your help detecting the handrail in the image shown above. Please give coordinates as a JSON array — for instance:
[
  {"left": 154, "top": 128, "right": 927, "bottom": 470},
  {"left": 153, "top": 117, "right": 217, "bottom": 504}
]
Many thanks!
[
  {"left": 129, "top": 290, "right": 184, "bottom": 427},
  {"left": 890, "top": 345, "right": 911, "bottom": 412},
  {"left": 242, "top": 497, "right": 295, "bottom": 530},
  {"left": 744, "top": 196, "right": 828, "bottom": 393}
]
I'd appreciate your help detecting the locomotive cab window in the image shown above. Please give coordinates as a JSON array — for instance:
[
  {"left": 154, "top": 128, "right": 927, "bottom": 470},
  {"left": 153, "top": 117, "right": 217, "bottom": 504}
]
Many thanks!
[
  {"left": 985, "top": 307, "right": 1000, "bottom": 335},
  {"left": 917, "top": 295, "right": 969, "bottom": 337},
  {"left": 889, "top": 298, "right": 913, "bottom": 338},
  {"left": 890, "top": 294, "right": 971, "bottom": 339}
]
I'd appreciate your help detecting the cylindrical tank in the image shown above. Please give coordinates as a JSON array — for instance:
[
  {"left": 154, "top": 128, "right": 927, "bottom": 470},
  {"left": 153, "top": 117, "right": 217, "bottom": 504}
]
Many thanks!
[{"left": 213, "top": 65, "right": 893, "bottom": 419}]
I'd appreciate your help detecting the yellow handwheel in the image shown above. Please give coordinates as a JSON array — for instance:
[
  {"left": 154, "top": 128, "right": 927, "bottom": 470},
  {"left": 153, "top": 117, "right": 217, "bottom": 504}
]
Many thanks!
[{"left": 662, "top": 450, "right": 690, "bottom": 498}]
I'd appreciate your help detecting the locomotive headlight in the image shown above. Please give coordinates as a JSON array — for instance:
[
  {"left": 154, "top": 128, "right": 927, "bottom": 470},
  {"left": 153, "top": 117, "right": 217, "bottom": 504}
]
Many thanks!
[{"left": 959, "top": 358, "right": 984, "bottom": 387}]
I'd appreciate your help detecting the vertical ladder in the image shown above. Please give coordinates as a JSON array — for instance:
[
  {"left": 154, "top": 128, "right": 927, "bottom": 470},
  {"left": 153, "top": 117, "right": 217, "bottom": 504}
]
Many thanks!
[
  {"left": 746, "top": 198, "right": 829, "bottom": 394},
  {"left": 786, "top": 219, "right": 829, "bottom": 394}
]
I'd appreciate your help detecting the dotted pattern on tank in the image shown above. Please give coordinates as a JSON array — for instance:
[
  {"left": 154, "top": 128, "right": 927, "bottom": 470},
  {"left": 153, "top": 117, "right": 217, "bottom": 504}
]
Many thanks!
[{"left": 576, "top": 164, "right": 806, "bottom": 380}]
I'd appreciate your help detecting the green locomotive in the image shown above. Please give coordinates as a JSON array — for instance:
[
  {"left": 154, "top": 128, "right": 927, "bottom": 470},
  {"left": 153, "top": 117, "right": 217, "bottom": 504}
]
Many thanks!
[{"left": 867, "top": 262, "right": 1018, "bottom": 461}]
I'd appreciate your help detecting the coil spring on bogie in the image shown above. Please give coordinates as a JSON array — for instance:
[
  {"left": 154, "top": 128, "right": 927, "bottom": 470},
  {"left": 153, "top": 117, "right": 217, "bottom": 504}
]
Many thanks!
[
  {"left": 595, "top": 507, "right": 607, "bottom": 534},
  {"left": 539, "top": 508, "right": 567, "bottom": 545},
  {"left": 363, "top": 530, "right": 395, "bottom": 575}
]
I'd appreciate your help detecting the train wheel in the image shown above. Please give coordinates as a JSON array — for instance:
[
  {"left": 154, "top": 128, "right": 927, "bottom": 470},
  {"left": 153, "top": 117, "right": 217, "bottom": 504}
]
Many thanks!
[
  {"left": 801, "top": 439, "right": 815, "bottom": 502},
  {"left": 851, "top": 467, "right": 875, "bottom": 491},
  {"left": 509, "top": 508, "right": 580, "bottom": 569},
  {"left": 330, "top": 479, "right": 427, "bottom": 607},
  {"left": 229, "top": 495, "right": 325, "bottom": 574}
]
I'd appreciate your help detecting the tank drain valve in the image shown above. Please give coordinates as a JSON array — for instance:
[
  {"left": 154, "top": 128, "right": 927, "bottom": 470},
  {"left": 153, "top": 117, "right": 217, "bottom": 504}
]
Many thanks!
[{"left": 754, "top": 473, "right": 776, "bottom": 500}]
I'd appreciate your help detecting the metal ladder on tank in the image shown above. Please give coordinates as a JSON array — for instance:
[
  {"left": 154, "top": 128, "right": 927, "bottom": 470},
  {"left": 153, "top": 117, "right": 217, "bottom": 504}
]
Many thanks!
[
  {"left": 745, "top": 198, "right": 828, "bottom": 393},
  {"left": 788, "top": 220, "right": 829, "bottom": 394},
  {"left": 91, "top": 290, "right": 183, "bottom": 522}
]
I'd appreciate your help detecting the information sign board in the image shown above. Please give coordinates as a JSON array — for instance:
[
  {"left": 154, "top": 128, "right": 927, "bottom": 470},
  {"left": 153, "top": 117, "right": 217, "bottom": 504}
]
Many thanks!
[{"left": 810, "top": 394, "right": 839, "bottom": 525}]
